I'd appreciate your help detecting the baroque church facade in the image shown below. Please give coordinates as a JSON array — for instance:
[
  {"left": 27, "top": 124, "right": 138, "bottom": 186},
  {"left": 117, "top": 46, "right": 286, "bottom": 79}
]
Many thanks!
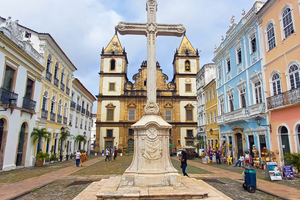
[{"left": 95, "top": 34, "right": 199, "bottom": 154}]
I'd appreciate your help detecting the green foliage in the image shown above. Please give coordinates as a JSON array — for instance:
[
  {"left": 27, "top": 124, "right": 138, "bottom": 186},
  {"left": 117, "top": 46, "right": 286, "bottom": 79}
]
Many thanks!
[
  {"left": 36, "top": 152, "right": 49, "bottom": 161},
  {"left": 49, "top": 154, "right": 58, "bottom": 162},
  {"left": 284, "top": 153, "right": 300, "bottom": 170},
  {"left": 118, "top": 149, "right": 122, "bottom": 153},
  {"left": 59, "top": 127, "right": 72, "bottom": 142},
  {"left": 70, "top": 153, "right": 75, "bottom": 159},
  {"left": 75, "top": 135, "right": 87, "bottom": 148},
  {"left": 124, "top": 149, "right": 129, "bottom": 154},
  {"left": 31, "top": 128, "right": 51, "bottom": 154}
]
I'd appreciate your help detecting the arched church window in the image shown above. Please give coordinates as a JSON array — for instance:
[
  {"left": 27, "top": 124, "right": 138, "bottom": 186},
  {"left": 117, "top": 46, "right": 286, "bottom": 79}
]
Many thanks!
[
  {"left": 110, "top": 59, "right": 116, "bottom": 71},
  {"left": 185, "top": 60, "right": 190, "bottom": 71}
]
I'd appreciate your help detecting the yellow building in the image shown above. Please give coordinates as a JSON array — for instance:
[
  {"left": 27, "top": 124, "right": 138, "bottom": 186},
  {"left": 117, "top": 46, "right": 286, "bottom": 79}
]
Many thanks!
[
  {"left": 204, "top": 79, "right": 219, "bottom": 149},
  {"left": 22, "top": 32, "right": 78, "bottom": 157},
  {"left": 95, "top": 34, "right": 199, "bottom": 153}
]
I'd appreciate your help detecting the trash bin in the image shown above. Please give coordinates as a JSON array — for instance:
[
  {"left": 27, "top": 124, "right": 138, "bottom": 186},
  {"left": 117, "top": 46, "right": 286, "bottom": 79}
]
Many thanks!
[{"left": 243, "top": 169, "right": 256, "bottom": 193}]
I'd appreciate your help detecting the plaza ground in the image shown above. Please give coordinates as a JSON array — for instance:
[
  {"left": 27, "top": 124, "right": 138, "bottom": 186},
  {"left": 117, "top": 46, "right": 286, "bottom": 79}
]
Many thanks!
[{"left": 0, "top": 156, "right": 299, "bottom": 200}]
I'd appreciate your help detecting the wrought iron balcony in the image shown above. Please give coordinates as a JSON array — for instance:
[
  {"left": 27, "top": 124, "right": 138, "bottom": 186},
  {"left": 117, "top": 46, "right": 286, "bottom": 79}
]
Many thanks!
[
  {"left": 267, "top": 88, "right": 300, "bottom": 110},
  {"left": 60, "top": 83, "right": 65, "bottom": 92},
  {"left": 81, "top": 108, "right": 86, "bottom": 114},
  {"left": 63, "top": 117, "right": 67, "bottom": 125},
  {"left": 46, "top": 71, "right": 52, "bottom": 82},
  {"left": 22, "top": 97, "right": 36, "bottom": 111},
  {"left": 86, "top": 110, "right": 90, "bottom": 116},
  {"left": 57, "top": 114, "right": 62, "bottom": 123},
  {"left": 76, "top": 105, "right": 81, "bottom": 112},
  {"left": 66, "top": 87, "right": 70, "bottom": 95},
  {"left": 50, "top": 112, "right": 56, "bottom": 122},
  {"left": 0, "top": 88, "right": 18, "bottom": 106},
  {"left": 41, "top": 109, "right": 48, "bottom": 120},
  {"left": 54, "top": 77, "right": 59, "bottom": 87},
  {"left": 70, "top": 101, "right": 76, "bottom": 109}
]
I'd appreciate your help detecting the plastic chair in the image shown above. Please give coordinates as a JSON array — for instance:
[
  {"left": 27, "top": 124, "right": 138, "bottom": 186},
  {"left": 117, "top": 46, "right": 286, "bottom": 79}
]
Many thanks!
[{"left": 227, "top": 157, "right": 233, "bottom": 165}]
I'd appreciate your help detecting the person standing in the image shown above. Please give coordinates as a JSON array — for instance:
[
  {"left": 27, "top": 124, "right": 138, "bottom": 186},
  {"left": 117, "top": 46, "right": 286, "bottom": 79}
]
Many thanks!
[
  {"left": 75, "top": 150, "right": 81, "bottom": 167},
  {"left": 105, "top": 149, "right": 109, "bottom": 162},
  {"left": 216, "top": 149, "right": 221, "bottom": 164},
  {"left": 235, "top": 154, "right": 244, "bottom": 167},
  {"left": 80, "top": 150, "right": 88, "bottom": 167},
  {"left": 179, "top": 150, "right": 189, "bottom": 177},
  {"left": 114, "top": 148, "right": 118, "bottom": 161}
]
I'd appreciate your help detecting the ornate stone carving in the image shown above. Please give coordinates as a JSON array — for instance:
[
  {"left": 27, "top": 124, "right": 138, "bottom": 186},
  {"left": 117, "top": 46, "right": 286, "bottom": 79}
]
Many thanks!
[
  {"left": 141, "top": 137, "right": 162, "bottom": 160},
  {"left": 0, "top": 17, "right": 23, "bottom": 40},
  {"left": 144, "top": 101, "right": 159, "bottom": 115}
]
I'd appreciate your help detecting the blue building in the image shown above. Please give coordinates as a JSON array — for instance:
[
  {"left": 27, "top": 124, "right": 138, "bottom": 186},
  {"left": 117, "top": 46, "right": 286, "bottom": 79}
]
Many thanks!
[{"left": 213, "top": 2, "right": 271, "bottom": 162}]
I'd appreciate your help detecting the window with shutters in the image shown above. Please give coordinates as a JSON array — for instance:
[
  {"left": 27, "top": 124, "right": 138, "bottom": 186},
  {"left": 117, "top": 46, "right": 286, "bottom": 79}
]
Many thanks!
[
  {"left": 107, "top": 109, "right": 114, "bottom": 121},
  {"left": 185, "top": 103, "right": 194, "bottom": 121},
  {"left": 165, "top": 110, "right": 172, "bottom": 121},
  {"left": 128, "top": 109, "right": 135, "bottom": 120},
  {"left": 107, "top": 129, "right": 113, "bottom": 138},
  {"left": 109, "top": 83, "right": 115, "bottom": 91},
  {"left": 185, "top": 83, "right": 191, "bottom": 92}
]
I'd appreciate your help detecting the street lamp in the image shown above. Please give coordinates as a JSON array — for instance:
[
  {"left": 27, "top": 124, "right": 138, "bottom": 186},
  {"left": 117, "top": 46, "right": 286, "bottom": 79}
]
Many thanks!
[
  {"left": 210, "top": 129, "right": 213, "bottom": 135},
  {"left": 254, "top": 116, "right": 272, "bottom": 132},
  {"left": 0, "top": 98, "right": 17, "bottom": 111}
]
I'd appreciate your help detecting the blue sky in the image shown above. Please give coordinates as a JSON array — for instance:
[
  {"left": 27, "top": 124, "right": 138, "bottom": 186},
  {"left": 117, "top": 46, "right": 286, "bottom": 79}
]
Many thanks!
[{"left": 1, "top": 0, "right": 260, "bottom": 112}]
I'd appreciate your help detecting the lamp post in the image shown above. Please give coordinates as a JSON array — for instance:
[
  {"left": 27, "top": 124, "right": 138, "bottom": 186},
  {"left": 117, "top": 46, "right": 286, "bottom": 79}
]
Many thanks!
[
  {"left": 59, "top": 127, "right": 65, "bottom": 162},
  {"left": 254, "top": 116, "right": 272, "bottom": 132}
]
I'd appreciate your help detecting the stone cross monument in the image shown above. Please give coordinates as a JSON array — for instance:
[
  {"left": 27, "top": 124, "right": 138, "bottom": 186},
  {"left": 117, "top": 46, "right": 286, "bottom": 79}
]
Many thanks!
[{"left": 115, "top": 0, "right": 186, "bottom": 186}]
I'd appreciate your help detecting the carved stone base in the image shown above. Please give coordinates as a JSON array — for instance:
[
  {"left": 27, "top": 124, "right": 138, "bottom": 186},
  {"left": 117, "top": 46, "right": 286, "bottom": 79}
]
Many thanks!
[{"left": 123, "top": 114, "right": 180, "bottom": 186}]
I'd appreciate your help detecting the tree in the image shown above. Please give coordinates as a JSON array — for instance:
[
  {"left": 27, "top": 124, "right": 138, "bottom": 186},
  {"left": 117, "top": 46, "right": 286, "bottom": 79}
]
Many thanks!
[
  {"left": 194, "top": 134, "right": 205, "bottom": 153},
  {"left": 31, "top": 128, "right": 51, "bottom": 154},
  {"left": 75, "top": 135, "right": 87, "bottom": 150},
  {"left": 284, "top": 153, "right": 300, "bottom": 171},
  {"left": 59, "top": 127, "right": 71, "bottom": 161}
]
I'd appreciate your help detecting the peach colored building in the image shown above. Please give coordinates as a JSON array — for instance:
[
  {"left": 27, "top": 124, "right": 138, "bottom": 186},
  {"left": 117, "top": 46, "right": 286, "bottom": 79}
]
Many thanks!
[{"left": 258, "top": 0, "right": 300, "bottom": 166}]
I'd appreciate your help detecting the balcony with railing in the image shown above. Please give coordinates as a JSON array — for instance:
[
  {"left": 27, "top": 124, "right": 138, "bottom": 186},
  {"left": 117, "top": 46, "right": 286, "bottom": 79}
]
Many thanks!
[
  {"left": 57, "top": 114, "right": 62, "bottom": 123},
  {"left": 70, "top": 101, "right": 76, "bottom": 109},
  {"left": 76, "top": 105, "right": 81, "bottom": 112},
  {"left": 81, "top": 108, "right": 86, "bottom": 114},
  {"left": 50, "top": 112, "right": 56, "bottom": 122},
  {"left": 63, "top": 117, "right": 67, "bottom": 125},
  {"left": 60, "top": 82, "right": 65, "bottom": 92},
  {"left": 46, "top": 71, "right": 52, "bottom": 82},
  {"left": 267, "top": 88, "right": 300, "bottom": 110},
  {"left": 22, "top": 97, "right": 36, "bottom": 111},
  {"left": 66, "top": 87, "right": 70, "bottom": 95},
  {"left": 0, "top": 88, "right": 18, "bottom": 106},
  {"left": 41, "top": 109, "right": 48, "bottom": 120},
  {"left": 54, "top": 77, "right": 59, "bottom": 87},
  {"left": 86, "top": 110, "right": 90, "bottom": 117}
]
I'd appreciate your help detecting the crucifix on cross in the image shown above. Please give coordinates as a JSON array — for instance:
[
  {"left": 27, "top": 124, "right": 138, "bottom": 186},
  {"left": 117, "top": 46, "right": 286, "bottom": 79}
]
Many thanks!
[{"left": 115, "top": 0, "right": 186, "bottom": 115}]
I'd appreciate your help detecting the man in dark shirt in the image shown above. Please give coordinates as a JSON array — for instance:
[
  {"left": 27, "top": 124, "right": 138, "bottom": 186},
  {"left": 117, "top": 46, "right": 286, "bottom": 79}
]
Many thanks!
[{"left": 179, "top": 150, "right": 189, "bottom": 177}]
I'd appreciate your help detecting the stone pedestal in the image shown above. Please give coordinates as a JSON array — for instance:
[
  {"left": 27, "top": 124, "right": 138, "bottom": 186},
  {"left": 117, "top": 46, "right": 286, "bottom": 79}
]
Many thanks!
[{"left": 120, "top": 114, "right": 180, "bottom": 187}]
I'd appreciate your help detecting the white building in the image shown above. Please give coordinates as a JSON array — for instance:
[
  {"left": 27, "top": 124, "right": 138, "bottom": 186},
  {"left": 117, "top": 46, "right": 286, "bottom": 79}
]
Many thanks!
[
  {"left": 69, "top": 78, "right": 95, "bottom": 155},
  {"left": 90, "top": 114, "right": 96, "bottom": 151},
  {"left": 0, "top": 17, "right": 44, "bottom": 170}
]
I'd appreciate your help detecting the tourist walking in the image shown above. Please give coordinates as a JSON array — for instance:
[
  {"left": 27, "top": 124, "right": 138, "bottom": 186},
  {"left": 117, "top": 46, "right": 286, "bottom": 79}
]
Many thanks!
[
  {"left": 105, "top": 149, "right": 110, "bottom": 162},
  {"left": 235, "top": 154, "right": 244, "bottom": 167},
  {"left": 216, "top": 149, "right": 221, "bottom": 164},
  {"left": 75, "top": 150, "right": 81, "bottom": 167},
  {"left": 179, "top": 150, "right": 189, "bottom": 177},
  {"left": 114, "top": 148, "right": 118, "bottom": 161},
  {"left": 80, "top": 150, "right": 88, "bottom": 167}
]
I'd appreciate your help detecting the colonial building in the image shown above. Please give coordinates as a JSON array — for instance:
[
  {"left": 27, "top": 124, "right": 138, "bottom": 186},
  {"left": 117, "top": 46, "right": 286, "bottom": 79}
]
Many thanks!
[
  {"left": 90, "top": 114, "right": 97, "bottom": 151},
  {"left": 257, "top": 0, "right": 300, "bottom": 166},
  {"left": 196, "top": 63, "right": 215, "bottom": 149},
  {"left": 95, "top": 34, "right": 199, "bottom": 153},
  {"left": 0, "top": 17, "right": 44, "bottom": 170},
  {"left": 69, "top": 78, "right": 95, "bottom": 154},
  {"left": 213, "top": 1, "right": 270, "bottom": 162},
  {"left": 204, "top": 79, "right": 219, "bottom": 149}
]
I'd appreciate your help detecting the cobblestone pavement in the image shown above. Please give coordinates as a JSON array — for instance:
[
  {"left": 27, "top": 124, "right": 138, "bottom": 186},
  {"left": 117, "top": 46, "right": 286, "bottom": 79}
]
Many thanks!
[
  {"left": 0, "top": 155, "right": 99, "bottom": 184},
  {"left": 192, "top": 158, "right": 300, "bottom": 190}
]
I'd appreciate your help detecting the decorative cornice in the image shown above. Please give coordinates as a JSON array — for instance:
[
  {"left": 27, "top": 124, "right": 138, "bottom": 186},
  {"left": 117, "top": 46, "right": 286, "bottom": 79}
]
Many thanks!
[{"left": 236, "top": 79, "right": 246, "bottom": 90}]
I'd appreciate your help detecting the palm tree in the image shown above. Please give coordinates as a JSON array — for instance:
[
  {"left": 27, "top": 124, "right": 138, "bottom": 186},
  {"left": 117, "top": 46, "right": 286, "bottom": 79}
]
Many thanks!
[
  {"left": 31, "top": 128, "right": 51, "bottom": 154},
  {"left": 75, "top": 135, "right": 87, "bottom": 150},
  {"left": 59, "top": 127, "right": 71, "bottom": 161}
]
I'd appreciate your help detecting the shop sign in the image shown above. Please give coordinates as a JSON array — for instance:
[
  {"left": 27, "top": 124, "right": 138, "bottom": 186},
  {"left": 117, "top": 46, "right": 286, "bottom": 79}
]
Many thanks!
[
  {"left": 283, "top": 166, "right": 294, "bottom": 179},
  {"left": 266, "top": 162, "right": 282, "bottom": 181}
]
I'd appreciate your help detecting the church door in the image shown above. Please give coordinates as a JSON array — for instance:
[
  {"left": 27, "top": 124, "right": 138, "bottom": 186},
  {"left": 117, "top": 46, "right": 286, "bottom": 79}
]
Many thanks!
[
  {"left": 16, "top": 123, "right": 26, "bottom": 166},
  {"left": 128, "top": 139, "right": 134, "bottom": 154},
  {"left": 236, "top": 133, "right": 243, "bottom": 158},
  {"left": 105, "top": 141, "right": 113, "bottom": 151}
]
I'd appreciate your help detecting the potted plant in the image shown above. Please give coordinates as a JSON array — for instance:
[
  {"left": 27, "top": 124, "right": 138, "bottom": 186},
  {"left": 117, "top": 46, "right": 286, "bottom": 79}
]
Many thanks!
[
  {"left": 50, "top": 154, "right": 58, "bottom": 163},
  {"left": 59, "top": 127, "right": 72, "bottom": 162},
  {"left": 124, "top": 149, "right": 129, "bottom": 156},
  {"left": 118, "top": 149, "right": 123, "bottom": 156},
  {"left": 35, "top": 152, "right": 49, "bottom": 167},
  {"left": 284, "top": 153, "right": 300, "bottom": 174}
]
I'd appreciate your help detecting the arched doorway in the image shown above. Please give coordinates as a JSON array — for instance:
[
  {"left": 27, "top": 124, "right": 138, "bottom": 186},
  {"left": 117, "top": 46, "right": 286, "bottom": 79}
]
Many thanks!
[
  {"left": 280, "top": 126, "right": 291, "bottom": 165},
  {"left": 297, "top": 125, "right": 300, "bottom": 152},
  {"left": 128, "top": 139, "right": 134, "bottom": 154},
  {"left": 0, "top": 119, "right": 6, "bottom": 170},
  {"left": 16, "top": 123, "right": 27, "bottom": 166}
]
